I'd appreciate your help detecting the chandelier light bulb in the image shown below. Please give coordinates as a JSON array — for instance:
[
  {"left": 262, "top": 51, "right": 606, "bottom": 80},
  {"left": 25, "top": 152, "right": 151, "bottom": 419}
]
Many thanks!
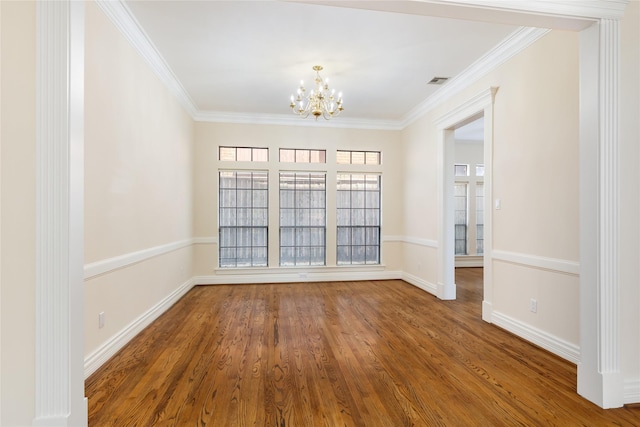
[{"left": 289, "top": 65, "right": 344, "bottom": 121}]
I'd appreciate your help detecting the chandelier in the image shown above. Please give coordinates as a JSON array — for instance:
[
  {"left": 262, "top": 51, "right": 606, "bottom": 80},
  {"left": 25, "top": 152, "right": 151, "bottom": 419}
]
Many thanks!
[{"left": 290, "top": 65, "right": 344, "bottom": 120}]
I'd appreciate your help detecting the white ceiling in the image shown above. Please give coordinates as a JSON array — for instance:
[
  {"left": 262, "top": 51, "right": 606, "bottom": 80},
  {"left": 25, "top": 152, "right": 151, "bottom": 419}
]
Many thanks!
[
  {"left": 123, "top": 1, "right": 521, "bottom": 125},
  {"left": 455, "top": 117, "right": 484, "bottom": 142}
]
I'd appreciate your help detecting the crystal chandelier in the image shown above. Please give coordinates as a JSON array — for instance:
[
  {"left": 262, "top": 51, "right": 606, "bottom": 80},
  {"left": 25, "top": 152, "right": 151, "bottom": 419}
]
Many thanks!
[{"left": 290, "top": 65, "right": 344, "bottom": 120}]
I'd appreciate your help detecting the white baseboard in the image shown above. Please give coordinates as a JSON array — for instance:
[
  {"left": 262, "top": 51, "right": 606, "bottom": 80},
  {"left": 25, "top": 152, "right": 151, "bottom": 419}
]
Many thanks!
[
  {"left": 491, "top": 310, "right": 580, "bottom": 364},
  {"left": 624, "top": 379, "right": 640, "bottom": 404},
  {"left": 84, "top": 278, "right": 195, "bottom": 378},
  {"left": 482, "top": 300, "right": 493, "bottom": 323},
  {"left": 194, "top": 268, "right": 402, "bottom": 285},
  {"left": 455, "top": 255, "right": 484, "bottom": 268},
  {"left": 401, "top": 272, "right": 438, "bottom": 296}
]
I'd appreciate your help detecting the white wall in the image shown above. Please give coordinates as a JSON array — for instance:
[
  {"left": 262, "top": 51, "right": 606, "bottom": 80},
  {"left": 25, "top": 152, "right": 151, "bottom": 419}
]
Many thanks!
[
  {"left": 83, "top": 2, "right": 195, "bottom": 375},
  {"left": 0, "top": 2, "right": 36, "bottom": 425},
  {"left": 193, "top": 122, "right": 404, "bottom": 280}
]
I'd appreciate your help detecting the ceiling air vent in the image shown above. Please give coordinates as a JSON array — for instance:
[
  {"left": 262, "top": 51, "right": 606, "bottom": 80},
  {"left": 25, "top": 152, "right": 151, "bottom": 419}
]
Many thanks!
[{"left": 428, "top": 77, "right": 449, "bottom": 85}]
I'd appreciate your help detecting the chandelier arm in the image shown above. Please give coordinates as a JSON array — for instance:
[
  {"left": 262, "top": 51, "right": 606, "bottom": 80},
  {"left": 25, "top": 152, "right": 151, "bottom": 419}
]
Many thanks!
[{"left": 290, "top": 65, "right": 343, "bottom": 120}]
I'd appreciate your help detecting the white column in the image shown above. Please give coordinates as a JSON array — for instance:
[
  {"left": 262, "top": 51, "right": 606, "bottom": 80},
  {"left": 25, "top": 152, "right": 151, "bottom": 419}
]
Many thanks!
[
  {"left": 578, "top": 18, "right": 623, "bottom": 409},
  {"left": 34, "top": 1, "right": 87, "bottom": 425}
]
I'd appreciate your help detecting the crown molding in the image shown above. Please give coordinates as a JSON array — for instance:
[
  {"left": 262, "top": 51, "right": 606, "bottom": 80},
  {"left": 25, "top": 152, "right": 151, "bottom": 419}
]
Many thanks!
[
  {"left": 402, "top": 27, "right": 549, "bottom": 127},
  {"left": 194, "top": 110, "right": 404, "bottom": 131},
  {"left": 95, "top": 0, "right": 199, "bottom": 117},
  {"left": 440, "top": 0, "right": 629, "bottom": 20},
  {"left": 99, "top": 1, "right": 628, "bottom": 132}
]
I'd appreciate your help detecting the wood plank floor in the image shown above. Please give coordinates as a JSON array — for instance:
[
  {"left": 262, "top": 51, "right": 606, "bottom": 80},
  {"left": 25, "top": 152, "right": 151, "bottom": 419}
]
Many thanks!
[{"left": 86, "top": 269, "right": 640, "bottom": 426}]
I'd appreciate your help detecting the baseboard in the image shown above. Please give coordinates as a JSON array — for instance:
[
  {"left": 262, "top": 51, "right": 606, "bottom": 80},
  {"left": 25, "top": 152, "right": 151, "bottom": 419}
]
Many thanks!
[
  {"left": 84, "top": 278, "right": 195, "bottom": 378},
  {"left": 455, "top": 255, "right": 483, "bottom": 268},
  {"left": 482, "top": 300, "right": 493, "bottom": 323},
  {"left": 624, "top": 379, "right": 640, "bottom": 404},
  {"left": 401, "top": 272, "right": 438, "bottom": 296},
  {"left": 491, "top": 310, "right": 580, "bottom": 364},
  {"left": 194, "top": 268, "right": 402, "bottom": 285}
]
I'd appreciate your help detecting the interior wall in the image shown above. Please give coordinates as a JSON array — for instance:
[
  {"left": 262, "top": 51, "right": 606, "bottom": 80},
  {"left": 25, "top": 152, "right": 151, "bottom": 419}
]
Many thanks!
[
  {"left": 83, "top": 2, "right": 194, "bottom": 371},
  {"left": 193, "top": 122, "right": 404, "bottom": 278},
  {"left": 619, "top": 0, "right": 640, "bottom": 402},
  {"left": 402, "top": 29, "right": 581, "bottom": 359},
  {"left": 0, "top": 2, "right": 36, "bottom": 425}
]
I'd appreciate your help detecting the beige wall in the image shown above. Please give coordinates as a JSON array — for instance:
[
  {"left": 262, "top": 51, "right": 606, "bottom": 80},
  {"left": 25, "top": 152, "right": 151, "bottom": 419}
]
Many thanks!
[
  {"left": 0, "top": 2, "right": 36, "bottom": 425},
  {"left": 619, "top": 0, "right": 640, "bottom": 396},
  {"left": 0, "top": 2, "right": 637, "bottom": 423},
  {"left": 402, "top": 29, "right": 581, "bottom": 350},
  {"left": 193, "top": 122, "right": 403, "bottom": 276},
  {"left": 83, "top": 2, "right": 194, "bottom": 360}
]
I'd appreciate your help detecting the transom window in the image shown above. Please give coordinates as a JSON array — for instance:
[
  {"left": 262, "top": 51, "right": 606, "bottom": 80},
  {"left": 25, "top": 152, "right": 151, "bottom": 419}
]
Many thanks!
[
  {"left": 219, "top": 146, "right": 268, "bottom": 162},
  {"left": 280, "top": 149, "right": 326, "bottom": 163},
  {"left": 336, "top": 174, "right": 381, "bottom": 265},
  {"left": 454, "top": 164, "right": 469, "bottom": 177},
  {"left": 337, "top": 150, "right": 381, "bottom": 165},
  {"left": 279, "top": 172, "right": 326, "bottom": 266}
]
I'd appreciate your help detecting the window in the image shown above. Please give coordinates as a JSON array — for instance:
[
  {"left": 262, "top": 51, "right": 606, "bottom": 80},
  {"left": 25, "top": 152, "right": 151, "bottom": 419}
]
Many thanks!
[
  {"left": 218, "top": 171, "right": 268, "bottom": 267},
  {"left": 475, "top": 164, "right": 485, "bottom": 177},
  {"left": 337, "top": 150, "right": 381, "bottom": 165},
  {"left": 337, "top": 174, "right": 380, "bottom": 265},
  {"left": 219, "top": 146, "right": 268, "bottom": 162},
  {"left": 454, "top": 164, "right": 469, "bottom": 177},
  {"left": 476, "top": 183, "right": 484, "bottom": 254},
  {"left": 280, "top": 149, "right": 326, "bottom": 163},
  {"left": 279, "top": 172, "right": 326, "bottom": 266},
  {"left": 454, "top": 183, "right": 468, "bottom": 255}
]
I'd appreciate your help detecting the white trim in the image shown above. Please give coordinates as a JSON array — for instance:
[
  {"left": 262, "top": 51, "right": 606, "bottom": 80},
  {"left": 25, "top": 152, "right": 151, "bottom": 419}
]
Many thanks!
[
  {"left": 35, "top": 1, "right": 87, "bottom": 425},
  {"left": 192, "top": 236, "right": 218, "bottom": 245},
  {"left": 95, "top": 2, "right": 551, "bottom": 132},
  {"left": 491, "top": 311, "right": 581, "bottom": 364},
  {"left": 401, "top": 272, "right": 439, "bottom": 296},
  {"left": 84, "top": 239, "right": 193, "bottom": 280},
  {"left": 403, "top": 28, "right": 548, "bottom": 127},
  {"left": 84, "top": 278, "right": 195, "bottom": 378},
  {"left": 492, "top": 250, "right": 580, "bottom": 276},
  {"left": 194, "top": 111, "right": 403, "bottom": 131},
  {"left": 455, "top": 255, "right": 484, "bottom": 268},
  {"left": 95, "top": 0, "right": 198, "bottom": 117},
  {"left": 577, "top": 17, "right": 624, "bottom": 408},
  {"left": 382, "top": 235, "right": 438, "bottom": 248},
  {"left": 194, "top": 268, "right": 401, "bottom": 285},
  {"left": 623, "top": 379, "right": 640, "bottom": 404},
  {"left": 458, "top": 0, "right": 628, "bottom": 20},
  {"left": 436, "top": 87, "right": 497, "bottom": 302}
]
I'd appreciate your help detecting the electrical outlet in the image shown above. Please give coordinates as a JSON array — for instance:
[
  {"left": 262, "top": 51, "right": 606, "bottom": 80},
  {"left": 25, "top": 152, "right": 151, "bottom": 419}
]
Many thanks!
[
  {"left": 99, "top": 311, "right": 105, "bottom": 328},
  {"left": 530, "top": 299, "right": 537, "bottom": 313}
]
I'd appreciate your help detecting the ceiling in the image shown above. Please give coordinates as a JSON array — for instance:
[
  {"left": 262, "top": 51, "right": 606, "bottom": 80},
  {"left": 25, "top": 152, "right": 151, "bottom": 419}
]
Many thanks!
[{"left": 123, "top": 1, "right": 521, "bottom": 126}]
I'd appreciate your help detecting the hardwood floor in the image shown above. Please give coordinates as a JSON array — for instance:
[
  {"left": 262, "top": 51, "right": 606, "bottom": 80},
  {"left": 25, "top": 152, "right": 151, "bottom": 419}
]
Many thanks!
[{"left": 86, "top": 269, "right": 640, "bottom": 426}]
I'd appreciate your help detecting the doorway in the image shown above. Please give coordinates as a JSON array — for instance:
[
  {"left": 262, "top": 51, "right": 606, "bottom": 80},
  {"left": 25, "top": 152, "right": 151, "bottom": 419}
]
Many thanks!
[{"left": 436, "top": 87, "right": 495, "bottom": 322}]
